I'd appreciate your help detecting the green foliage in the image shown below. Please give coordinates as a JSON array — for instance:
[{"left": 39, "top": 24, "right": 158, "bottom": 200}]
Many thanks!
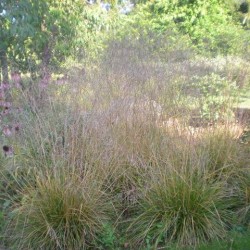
[
  {"left": 0, "top": 211, "right": 4, "bottom": 231},
  {"left": 97, "top": 223, "right": 117, "bottom": 249},
  {"left": 197, "top": 230, "right": 250, "bottom": 250},
  {"left": 0, "top": 0, "right": 48, "bottom": 72},
  {"left": 188, "top": 74, "right": 238, "bottom": 122},
  {"left": 129, "top": 0, "right": 246, "bottom": 55},
  {"left": 75, "top": 6, "right": 119, "bottom": 62},
  {"left": 0, "top": 0, "right": 116, "bottom": 78}
]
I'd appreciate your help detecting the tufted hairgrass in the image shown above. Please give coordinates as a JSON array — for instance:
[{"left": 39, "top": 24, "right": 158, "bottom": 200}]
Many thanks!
[
  {"left": 127, "top": 168, "right": 233, "bottom": 248},
  {"left": 6, "top": 170, "right": 113, "bottom": 250}
]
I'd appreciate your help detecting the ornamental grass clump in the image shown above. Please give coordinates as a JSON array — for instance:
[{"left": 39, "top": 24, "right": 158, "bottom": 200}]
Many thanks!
[
  {"left": 7, "top": 171, "right": 113, "bottom": 250},
  {"left": 128, "top": 170, "right": 232, "bottom": 248}
]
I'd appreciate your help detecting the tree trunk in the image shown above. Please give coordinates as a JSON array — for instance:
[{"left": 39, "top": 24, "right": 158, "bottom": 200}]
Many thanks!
[
  {"left": 39, "top": 42, "right": 52, "bottom": 88},
  {"left": 0, "top": 48, "right": 9, "bottom": 84},
  {"left": 39, "top": 42, "right": 52, "bottom": 100},
  {"left": 41, "top": 42, "right": 51, "bottom": 79}
]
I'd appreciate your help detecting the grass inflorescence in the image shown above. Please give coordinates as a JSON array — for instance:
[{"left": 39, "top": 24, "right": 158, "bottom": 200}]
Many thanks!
[{"left": 0, "top": 33, "right": 249, "bottom": 249}]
